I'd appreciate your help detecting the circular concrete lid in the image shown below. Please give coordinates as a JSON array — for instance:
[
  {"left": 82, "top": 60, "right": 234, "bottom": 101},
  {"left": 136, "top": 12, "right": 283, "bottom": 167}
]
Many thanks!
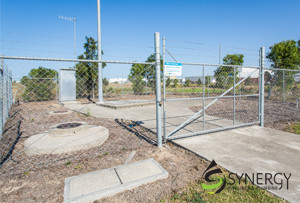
[
  {"left": 24, "top": 124, "right": 109, "bottom": 156},
  {"left": 48, "top": 122, "right": 89, "bottom": 137}
]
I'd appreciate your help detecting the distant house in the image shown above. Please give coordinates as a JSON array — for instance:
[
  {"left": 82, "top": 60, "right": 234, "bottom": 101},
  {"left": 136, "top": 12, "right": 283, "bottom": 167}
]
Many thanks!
[
  {"left": 185, "top": 76, "right": 216, "bottom": 84},
  {"left": 237, "top": 68, "right": 273, "bottom": 83},
  {"left": 108, "top": 78, "right": 128, "bottom": 84}
]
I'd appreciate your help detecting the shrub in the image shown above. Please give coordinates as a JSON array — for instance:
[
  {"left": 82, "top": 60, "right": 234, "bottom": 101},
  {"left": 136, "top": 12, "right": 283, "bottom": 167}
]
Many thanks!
[{"left": 20, "top": 67, "right": 57, "bottom": 102}]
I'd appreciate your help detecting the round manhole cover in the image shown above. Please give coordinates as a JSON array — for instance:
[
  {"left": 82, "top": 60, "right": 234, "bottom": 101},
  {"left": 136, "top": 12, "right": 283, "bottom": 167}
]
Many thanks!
[{"left": 57, "top": 123, "right": 82, "bottom": 129}]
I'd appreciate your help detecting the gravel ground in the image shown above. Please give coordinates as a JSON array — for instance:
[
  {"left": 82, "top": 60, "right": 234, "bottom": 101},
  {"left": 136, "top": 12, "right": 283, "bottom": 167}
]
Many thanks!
[
  {"left": 190, "top": 97, "right": 300, "bottom": 129},
  {"left": 1, "top": 97, "right": 298, "bottom": 202},
  {"left": 0, "top": 101, "right": 209, "bottom": 202}
]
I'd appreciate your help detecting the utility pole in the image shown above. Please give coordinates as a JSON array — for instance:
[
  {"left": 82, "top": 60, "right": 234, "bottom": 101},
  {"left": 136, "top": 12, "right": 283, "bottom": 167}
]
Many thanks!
[
  {"left": 59, "top": 15, "right": 77, "bottom": 58},
  {"left": 219, "top": 44, "right": 221, "bottom": 64}
]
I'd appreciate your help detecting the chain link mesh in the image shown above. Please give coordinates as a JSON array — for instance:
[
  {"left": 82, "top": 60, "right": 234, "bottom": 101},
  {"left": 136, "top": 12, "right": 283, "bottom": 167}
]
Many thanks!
[{"left": 0, "top": 58, "right": 158, "bottom": 177}]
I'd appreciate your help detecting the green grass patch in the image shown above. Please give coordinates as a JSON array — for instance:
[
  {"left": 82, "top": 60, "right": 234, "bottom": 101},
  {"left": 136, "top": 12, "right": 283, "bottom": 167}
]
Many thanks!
[
  {"left": 165, "top": 171, "right": 286, "bottom": 203},
  {"left": 166, "top": 87, "right": 223, "bottom": 94},
  {"left": 291, "top": 123, "right": 300, "bottom": 134}
]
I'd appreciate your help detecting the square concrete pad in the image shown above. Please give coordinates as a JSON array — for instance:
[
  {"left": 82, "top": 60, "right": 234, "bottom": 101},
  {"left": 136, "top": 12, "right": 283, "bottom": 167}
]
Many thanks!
[
  {"left": 173, "top": 126, "right": 300, "bottom": 202},
  {"left": 66, "top": 168, "right": 120, "bottom": 200},
  {"left": 64, "top": 159, "right": 168, "bottom": 203},
  {"left": 115, "top": 159, "right": 165, "bottom": 183}
]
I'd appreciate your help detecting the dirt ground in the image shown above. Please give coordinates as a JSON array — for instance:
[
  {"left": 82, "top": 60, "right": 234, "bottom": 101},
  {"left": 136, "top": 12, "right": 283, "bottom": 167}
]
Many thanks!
[
  {"left": 0, "top": 97, "right": 299, "bottom": 202},
  {"left": 0, "top": 101, "right": 209, "bottom": 202}
]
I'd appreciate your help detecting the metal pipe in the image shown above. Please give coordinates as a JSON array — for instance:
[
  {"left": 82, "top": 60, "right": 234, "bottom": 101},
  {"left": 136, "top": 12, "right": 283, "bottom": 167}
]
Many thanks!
[
  {"left": 0, "top": 56, "right": 155, "bottom": 65},
  {"left": 283, "top": 70, "right": 285, "bottom": 104},
  {"left": 74, "top": 17, "right": 77, "bottom": 59},
  {"left": 180, "top": 62, "right": 259, "bottom": 69},
  {"left": 162, "top": 37, "right": 167, "bottom": 144},
  {"left": 97, "top": 0, "right": 103, "bottom": 103},
  {"left": 0, "top": 59, "right": 2, "bottom": 136},
  {"left": 168, "top": 121, "right": 260, "bottom": 140},
  {"left": 166, "top": 94, "right": 259, "bottom": 102},
  {"left": 265, "top": 67, "right": 299, "bottom": 72},
  {"left": 154, "top": 32, "right": 162, "bottom": 147},
  {"left": 202, "top": 66, "right": 205, "bottom": 131},
  {"left": 259, "top": 47, "right": 265, "bottom": 127},
  {"left": 233, "top": 67, "right": 236, "bottom": 125}
]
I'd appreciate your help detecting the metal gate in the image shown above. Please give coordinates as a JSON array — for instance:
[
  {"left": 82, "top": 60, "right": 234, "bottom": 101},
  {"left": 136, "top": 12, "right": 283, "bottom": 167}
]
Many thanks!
[{"left": 162, "top": 45, "right": 265, "bottom": 141}]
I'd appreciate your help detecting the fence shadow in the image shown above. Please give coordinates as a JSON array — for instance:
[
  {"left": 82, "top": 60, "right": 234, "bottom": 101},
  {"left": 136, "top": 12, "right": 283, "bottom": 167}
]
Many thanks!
[{"left": 115, "top": 118, "right": 157, "bottom": 146}]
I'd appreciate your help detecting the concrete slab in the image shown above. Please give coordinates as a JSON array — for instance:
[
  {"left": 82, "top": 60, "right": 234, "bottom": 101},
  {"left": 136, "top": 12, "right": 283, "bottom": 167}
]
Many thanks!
[
  {"left": 64, "top": 158, "right": 168, "bottom": 203},
  {"left": 24, "top": 124, "right": 109, "bottom": 155},
  {"left": 173, "top": 126, "right": 300, "bottom": 202},
  {"left": 62, "top": 100, "right": 238, "bottom": 137},
  {"left": 115, "top": 159, "right": 163, "bottom": 183},
  {"left": 65, "top": 168, "right": 120, "bottom": 200},
  {"left": 98, "top": 100, "right": 155, "bottom": 109}
]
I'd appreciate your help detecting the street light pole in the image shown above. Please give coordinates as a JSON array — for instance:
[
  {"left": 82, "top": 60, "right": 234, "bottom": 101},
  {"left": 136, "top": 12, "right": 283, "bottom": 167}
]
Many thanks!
[{"left": 59, "top": 15, "right": 77, "bottom": 58}]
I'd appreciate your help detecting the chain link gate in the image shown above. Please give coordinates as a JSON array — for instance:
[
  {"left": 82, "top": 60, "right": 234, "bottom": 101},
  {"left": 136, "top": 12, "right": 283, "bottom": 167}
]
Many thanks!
[{"left": 162, "top": 42, "right": 265, "bottom": 141}]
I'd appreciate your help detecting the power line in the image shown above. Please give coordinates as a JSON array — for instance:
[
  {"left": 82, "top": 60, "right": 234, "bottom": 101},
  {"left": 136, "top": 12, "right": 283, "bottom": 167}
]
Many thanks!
[
  {"left": 0, "top": 39, "right": 76, "bottom": 49},
  {"left": 1, "top": 31, "right": 74, "bottom": 41}
]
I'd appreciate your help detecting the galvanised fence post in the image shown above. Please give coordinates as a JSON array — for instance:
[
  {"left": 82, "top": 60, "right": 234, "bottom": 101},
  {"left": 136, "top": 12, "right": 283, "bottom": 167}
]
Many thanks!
[
  {"left": 0, "top": 64, "right": 3, "bottom": 137},
  {"left": 97, "top": 0, "right": 103, "bottom": 104},
  {"left": 162, "top": 37, "right": 166, "bottom": 143},
  {"left": 282, "top": 70, "right": 285, "bottom": 104},
  {"left": 155, "top": 32, "right": 162, "bottom": 147},
  {"left": 259, "top": 47, "right": 265, "bottom": 127}
]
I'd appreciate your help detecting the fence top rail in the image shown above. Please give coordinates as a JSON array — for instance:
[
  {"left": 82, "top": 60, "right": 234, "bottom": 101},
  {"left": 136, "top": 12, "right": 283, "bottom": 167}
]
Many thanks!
[
  {"left": 0, "top": 56, "right": 155, "bottom": 65},
  {"left": 264, "top": 67, "right": 300, "bottom": 72},
  {"left": 178, "top": 62, "right": 260, "bottom": 69}
]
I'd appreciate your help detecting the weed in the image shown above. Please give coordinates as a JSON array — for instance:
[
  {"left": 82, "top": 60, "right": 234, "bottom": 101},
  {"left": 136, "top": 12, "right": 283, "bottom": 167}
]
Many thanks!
[
  {"left": 65, "top": 161, "right": 71, "bottom": 166},
  {"left": 74, "top": 165, "right": 81, "bottom": 169}
]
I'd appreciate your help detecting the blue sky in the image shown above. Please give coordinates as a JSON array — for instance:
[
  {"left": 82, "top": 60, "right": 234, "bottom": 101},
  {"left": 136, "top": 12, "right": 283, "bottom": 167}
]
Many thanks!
[{"left": 0, "top": 0, "right": 299, "bottom": 79}]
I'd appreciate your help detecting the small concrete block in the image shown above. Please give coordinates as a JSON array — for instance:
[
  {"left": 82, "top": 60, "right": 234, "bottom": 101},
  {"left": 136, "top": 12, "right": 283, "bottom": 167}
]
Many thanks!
[
  {"left": 115, "top": 159, "right": 164, "bottom": 183},
  {"left": 64, "top": 159, "right": 168, "bottom": 203},
  {"left": 67, "top": 168, "right": 121, "bottom": 200}
]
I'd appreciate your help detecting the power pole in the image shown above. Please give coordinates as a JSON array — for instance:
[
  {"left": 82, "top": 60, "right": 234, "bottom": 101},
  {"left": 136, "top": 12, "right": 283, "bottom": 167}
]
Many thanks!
[
  {"left": 219, "top": 44, "right": 221, "bottom": 64},
  {"left": 59, "top": 15, "right": 77, "bottom": 58}
]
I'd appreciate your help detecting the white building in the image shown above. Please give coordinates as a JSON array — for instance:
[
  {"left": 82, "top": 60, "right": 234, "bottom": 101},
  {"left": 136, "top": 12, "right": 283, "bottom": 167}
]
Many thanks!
[
  {"left": 108, "top": 78, "right": 128, "bottom": 84},
  {"left": 237, "top": 67, "right": 274, "bottom": 79}
]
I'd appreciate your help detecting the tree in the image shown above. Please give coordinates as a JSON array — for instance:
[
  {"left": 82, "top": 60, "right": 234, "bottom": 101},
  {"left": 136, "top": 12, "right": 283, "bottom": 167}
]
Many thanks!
[
  {"left": 197, "top": 78, "right": 202, "bottom": 86},
  {"left": 173, "top": 78, "right": 179, "bottom": 87},
  {"left": 21, "top": 67, "right": 57, "bottom": 101},
  {"left": 205, "top": 76, "right": 211, "bottom": 86},
  {"left": 166, "top": 77, "right": 171, "bottom": 87},
  {"left": 266, "top": 40, "right": 300, "bottom": 98},
  {"left": 184, "top": 79, "right": 191, "bottom": 87},
  {"left": 75, "top": 36, "right": 106, "bottom": 98},
  {"left": 128, "top": 54, "right": 163, "bottom": 94},
  {"left": 214, "top": 54, "right": 243, "bottom": 88}
]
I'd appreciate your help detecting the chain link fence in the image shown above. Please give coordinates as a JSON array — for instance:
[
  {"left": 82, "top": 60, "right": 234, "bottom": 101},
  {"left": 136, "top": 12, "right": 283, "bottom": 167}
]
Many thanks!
[
  {"left": 0, "top": 61, "right": 13, "bottom": 136},
  {"left": 263, "top": 67, "right": 300, "bottom": 124},
  {"left": 0, "top": 53, "right": 162, "bottom": 177}
]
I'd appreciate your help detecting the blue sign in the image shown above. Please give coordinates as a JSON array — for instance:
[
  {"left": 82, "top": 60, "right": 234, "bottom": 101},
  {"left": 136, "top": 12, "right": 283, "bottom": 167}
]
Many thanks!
[{"left": 165, "top": 62, "right": 182, "bottom": 76}]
